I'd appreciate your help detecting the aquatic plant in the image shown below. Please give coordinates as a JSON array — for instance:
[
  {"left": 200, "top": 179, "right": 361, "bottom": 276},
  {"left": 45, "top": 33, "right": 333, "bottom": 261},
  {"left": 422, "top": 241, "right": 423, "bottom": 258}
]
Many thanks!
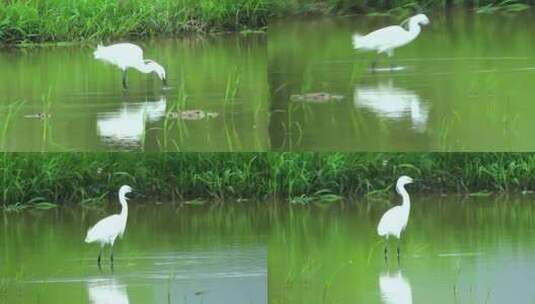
[
  {"left": 1, "top": 153, "right": 535, "bottom": 208},
  {"left": 0, "top": 0, "right": 531, "bottom": 44},
  {"left": 0, "top": 101, "right": 25, "bottom": 150},
  {"left": 0, "top": 0, "right": 272, "bottom": 44}
]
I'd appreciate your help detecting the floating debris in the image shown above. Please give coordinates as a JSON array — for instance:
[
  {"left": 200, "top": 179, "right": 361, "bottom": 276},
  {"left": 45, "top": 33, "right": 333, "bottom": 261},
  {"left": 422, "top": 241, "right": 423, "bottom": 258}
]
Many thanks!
[
  {"left": 24, "top": 112, "right": 51, "bottom": 119},
  {"left": 166, "top": 110, "right": 219, "bottom": 120},
  {"left": 194, "top": 289, "right": 208, "bottom": 296},
  {"left": 290, "top": 92, "right": 344, "bottom": 103},
  {"left": 183, "top": 199, "right": 207, "bottom": 206}
]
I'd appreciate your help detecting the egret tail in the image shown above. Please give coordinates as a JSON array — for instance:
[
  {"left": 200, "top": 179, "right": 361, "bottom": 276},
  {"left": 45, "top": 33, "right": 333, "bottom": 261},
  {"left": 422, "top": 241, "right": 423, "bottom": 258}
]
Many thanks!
[
  {"left": 352, "top": 33, "right": 376, "bottom": 51},
  {"left": 352, "top": 34, "right": 364, "bottom": 50}
]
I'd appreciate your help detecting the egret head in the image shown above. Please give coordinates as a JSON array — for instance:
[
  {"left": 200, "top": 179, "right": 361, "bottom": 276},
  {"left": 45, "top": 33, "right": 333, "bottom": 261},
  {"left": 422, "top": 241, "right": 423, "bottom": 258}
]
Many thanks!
[
  {"left": 397, "top": 176, "right": 414, "bottom": 187},
  {"left": 144, "top": 60, "right": 167, "bottom": 86},
  {"left": 119, "top": 185, "right": 133, "bottom": 199},
  {"left": 411, "top": 14, "right": 430, "bottom": 26}
]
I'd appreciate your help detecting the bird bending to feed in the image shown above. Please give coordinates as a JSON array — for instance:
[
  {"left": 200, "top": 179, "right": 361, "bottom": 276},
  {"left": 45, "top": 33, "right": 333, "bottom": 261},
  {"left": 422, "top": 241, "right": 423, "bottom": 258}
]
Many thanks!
[
  {"left": 352, "top": 14, "right": 430, "bottom": 70},
  {"left": 377, "top": 176, "right": 413, "bottom": 261},
  {"left": 85, "top": 185, "right": 132, "bottom": 266},
  {"left": 94, "top": 43, "right": 167, "bottom": 89}
]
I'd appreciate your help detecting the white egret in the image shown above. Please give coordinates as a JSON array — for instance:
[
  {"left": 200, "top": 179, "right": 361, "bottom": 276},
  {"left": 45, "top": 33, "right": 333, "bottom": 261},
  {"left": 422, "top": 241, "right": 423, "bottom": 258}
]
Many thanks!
[
  {"left": 85, "top": 185, "right": 132, "bottom": 265},
  {"left": 94, "top": 43, "right": 167, "bottom": 89},
  {"left": 377, "top": 176, "right": 413, "bottom": 260},
  {"left": 353, "top": 14, "right": 430, "bottom": 70},
  {"left": 379, "top": 271, "right": 413, "bottom": 304}
]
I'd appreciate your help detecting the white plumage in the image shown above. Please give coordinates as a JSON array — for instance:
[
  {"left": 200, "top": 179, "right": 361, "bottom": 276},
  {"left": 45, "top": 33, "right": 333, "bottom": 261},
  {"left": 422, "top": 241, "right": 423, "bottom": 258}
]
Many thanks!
[
  {"left": 353, "top": 14, "right": 430, "bottom": 69},
  {"left": 85, "top": 185, "right": 132, "bottom": 265},
  {"left": 94, "top": 43, "right": 167, "bottom": 89},
  {"left": 377, "top": 176, "right": 413, "bottom": 259}
]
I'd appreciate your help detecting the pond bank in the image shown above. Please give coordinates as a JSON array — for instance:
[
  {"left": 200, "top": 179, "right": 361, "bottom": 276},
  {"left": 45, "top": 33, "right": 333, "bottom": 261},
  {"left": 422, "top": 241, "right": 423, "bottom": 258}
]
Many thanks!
[
  {"left": 2, "top": 153, "right": 535, "bottom": 207},
  {"left": 1, "top": 0, "right": 530, "bottom": 44}
]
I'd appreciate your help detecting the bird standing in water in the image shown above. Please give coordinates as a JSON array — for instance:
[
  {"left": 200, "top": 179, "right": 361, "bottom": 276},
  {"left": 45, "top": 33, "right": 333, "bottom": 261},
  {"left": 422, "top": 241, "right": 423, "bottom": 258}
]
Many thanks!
[
  {"left": 85, "top": 185, "right": 132, "bottom": 266},
  {"left": 353, "top": 14, "right": 430, "bottom": 70},
  {"left": 94, "top": 43, "right": 167, "bottom": 89},
  {"left": 377, "top": 176, "right": 413, "bottom": 262}
]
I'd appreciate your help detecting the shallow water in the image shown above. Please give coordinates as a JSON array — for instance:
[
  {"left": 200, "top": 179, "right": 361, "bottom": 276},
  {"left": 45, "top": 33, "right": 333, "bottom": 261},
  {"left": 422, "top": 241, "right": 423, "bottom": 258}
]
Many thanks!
[
  {"left": 0, "top": 35, "right": 269, "bottom": 152},
  {"left": 269, "top": 195, "right": 535, "bottom": 303},
  {"left": 4, "top": 11, "right": 535, "bottom": 152},
  {"left": 0, "top": 204, "right": 268, "bottom": 303},
  {"left": 268, "top": 10, "right": 535, "bottom": 151}
]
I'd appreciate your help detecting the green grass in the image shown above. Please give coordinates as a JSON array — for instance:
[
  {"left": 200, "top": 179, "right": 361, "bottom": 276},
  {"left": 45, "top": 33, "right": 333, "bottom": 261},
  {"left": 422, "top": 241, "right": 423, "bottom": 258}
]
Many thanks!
[
  {"left": 2, "top": 153, "right": 535, "bottom": 207},
  {"left": 0, "top": 0, "right": 531, "bottom": 44},
  {"left": 0, "top": 0, "right": 272, "bottom": 44}
]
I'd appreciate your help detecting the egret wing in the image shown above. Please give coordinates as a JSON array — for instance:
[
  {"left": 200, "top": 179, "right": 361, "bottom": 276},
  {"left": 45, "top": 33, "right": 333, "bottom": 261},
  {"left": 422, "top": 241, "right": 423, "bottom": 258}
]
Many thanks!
[
  {"left": 377, "top": 206, "right": 402, "bottom": 237},
  {"left": 353, "top": 26, "right": 408, "bottom": 51},
  {"left": 85, "top": 214, "right": 121, "bottom": 243}
]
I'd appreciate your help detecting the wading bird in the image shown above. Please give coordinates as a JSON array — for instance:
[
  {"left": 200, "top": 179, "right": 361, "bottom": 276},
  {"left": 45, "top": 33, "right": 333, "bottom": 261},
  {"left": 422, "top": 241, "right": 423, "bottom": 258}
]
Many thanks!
[
  {"left": 94, "top": 43, "right": 167, "bottom": 89},
  {"left": 85, "top": 185, "right": 132, "bottom": 266},
  {"left": 352, "top": 14, "right": 430, "bottom": 70},
  {"left": 377, "top": 176, "right": 413, "bottom": 261}
]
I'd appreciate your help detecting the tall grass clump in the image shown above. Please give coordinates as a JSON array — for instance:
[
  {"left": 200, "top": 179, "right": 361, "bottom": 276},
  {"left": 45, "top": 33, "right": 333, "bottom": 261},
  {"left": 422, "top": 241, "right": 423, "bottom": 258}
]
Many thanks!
[
  {"left": 0, "top": 0, "right": 531, "bottom": 44},
  {"left": 2, "top": 153, "right": 535, "bottom": 207},
  {"left": 268, "top": 0, "right": 531, "bottom": 16},
  {"left": 0, "top": 0, "right": 272, "bottom": 44}
]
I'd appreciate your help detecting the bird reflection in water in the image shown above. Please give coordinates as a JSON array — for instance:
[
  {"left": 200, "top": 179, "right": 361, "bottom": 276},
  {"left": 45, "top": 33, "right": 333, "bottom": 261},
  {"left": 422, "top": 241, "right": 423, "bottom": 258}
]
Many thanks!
[
  {"left": 354, "top": 80, "right": 428, "bottom": 132},
  {"left": 97, "top": 96, "right": 166, "bottom": 148},
  {"left": 87, "top": 278, "right": 129, "bottom": 304},
  {"left": 379, "top": 271, "right": 412, "bottom": 304}
]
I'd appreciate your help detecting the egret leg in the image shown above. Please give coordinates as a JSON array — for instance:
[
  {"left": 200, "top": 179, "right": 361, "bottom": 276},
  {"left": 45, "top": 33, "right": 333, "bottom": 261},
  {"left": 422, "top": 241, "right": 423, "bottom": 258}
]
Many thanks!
[
  {"left": 384, "top": 239, "right": 388, "bottom": 263},
  {"left": 387, "top": 50, "right": 395, "bottom": 71},
  {"left": 110, "top": 246, "right": 114, "bottom": 264},
  {"left": 397, "top": 240, "right": 401, "bottom": 258},
  {"left": 388, "top": 57, "right": 396, "bottom": 71},
  {"left": 122, "top": 70, "right": 128, "bottom": 90},
  {"left": 371, "top": 57, "right": 378, "bottom": 72},
  {"left": 97, "top": 247, "right": 102, "bottom": 266}
]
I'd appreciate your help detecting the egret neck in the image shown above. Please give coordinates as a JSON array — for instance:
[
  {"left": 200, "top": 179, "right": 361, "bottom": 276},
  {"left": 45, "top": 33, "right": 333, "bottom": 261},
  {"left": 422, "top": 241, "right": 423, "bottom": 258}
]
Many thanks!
[
  {"left": 396, "top": 182, "right": 410, "bottom": 210},
  {"left": 119, "top": 190, "right": 128, "bottom": 224},
  {"left": 132, "top": 61, "right": 157, "bottom": 75},
  {"left": 407, "top": 18, "right": 423, "bottom": 41}
]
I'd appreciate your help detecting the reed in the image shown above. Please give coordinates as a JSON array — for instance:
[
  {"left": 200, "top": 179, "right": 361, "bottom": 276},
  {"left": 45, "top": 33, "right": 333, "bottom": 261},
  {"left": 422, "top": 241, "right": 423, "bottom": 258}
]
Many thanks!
[
  {"left": 2, "top": 153, "right": 535, "bottom": 207},
  {"left": 0, "top": 0, "right": 530, "bottom": 44}
]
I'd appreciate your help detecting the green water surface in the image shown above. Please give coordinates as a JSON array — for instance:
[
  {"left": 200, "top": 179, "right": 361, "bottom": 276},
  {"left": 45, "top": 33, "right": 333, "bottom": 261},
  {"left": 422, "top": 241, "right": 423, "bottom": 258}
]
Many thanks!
[
  {"left": 0, "top": 203, "right": 268, "bottom": 303},
  {"left": 0, "top": 35, "right": 269, "bottom": 152},
  {"left": 269, "top": 195, "right": 535, "bottom": 303},
  {"left": 4, "top": 11, "right": 535, "bottom": 151},
  {"left": 268, "top": 10, "right": 535, "bottom": 151}
]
